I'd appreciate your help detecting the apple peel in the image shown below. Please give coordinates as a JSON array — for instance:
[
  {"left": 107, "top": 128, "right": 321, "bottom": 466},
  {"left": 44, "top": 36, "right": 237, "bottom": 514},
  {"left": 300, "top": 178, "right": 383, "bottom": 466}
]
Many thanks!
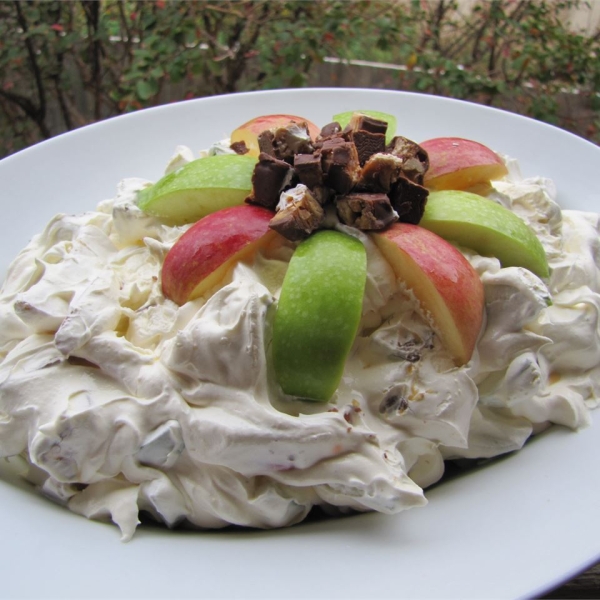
[
  {"left": 421, "top": 137, "right": 508, "bottom": 191},
  {"left": 372, "top": 223, "right": 485, "bottom": 366},
  {"left": 162, "top": 204, "right": 278, "bottom": 305},
  {"left": 272, "top": 230, "right": 367, "bottom": 402}
]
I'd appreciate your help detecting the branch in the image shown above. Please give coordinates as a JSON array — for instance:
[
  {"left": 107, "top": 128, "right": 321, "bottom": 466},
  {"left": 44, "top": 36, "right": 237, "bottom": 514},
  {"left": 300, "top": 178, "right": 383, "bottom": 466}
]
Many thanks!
[{"left": 13, "top": 1, "right": 47, "bottom": 125}]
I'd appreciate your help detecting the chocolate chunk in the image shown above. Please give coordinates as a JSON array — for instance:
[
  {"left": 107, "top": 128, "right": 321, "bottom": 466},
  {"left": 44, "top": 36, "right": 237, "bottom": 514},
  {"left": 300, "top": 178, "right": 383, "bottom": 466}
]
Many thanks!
[
  {"left": 389, "top": 175, "right": 429, "bottom": 224},
  {"left": 229, "top": 140, "right": 249, "bottom": 155},
  {"left": 351, "top": 130, "right": 386, "bottom": 166},
  {"left": 269, "top": 185, "right": 324, "bottom": 241},
  {"left": 320, "top": 139, "right": 360, "bottom": 195},
  {"left": 258, "top": 121, "right": 314, "bottom": 163},
  {"left": 358, "top": 153, "right": 404, "bottom": 192},
  {"left": 294, "top": 153, "right": 323, "bottom": 189},
  {"left": 336, "top": 192, "right": 398, "bottom": 230},
  {"left": 345, "top": 113, "right": 388, "bottom": 136},
  {"left": 387, "top": 136, "right": 429, "bottom": 184},
  {"left": 245, "top": 152, "right": 294, "bottom": 209}
]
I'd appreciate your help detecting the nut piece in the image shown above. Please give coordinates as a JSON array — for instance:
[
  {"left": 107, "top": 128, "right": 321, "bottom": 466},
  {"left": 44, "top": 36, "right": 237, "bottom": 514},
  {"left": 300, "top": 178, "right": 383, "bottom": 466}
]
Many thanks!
[
  {"left": 387, "top": 136, "right": 429, "bottom": 184},
  {"left": 269, "top": 185, "right": 325, "bottom": 241},
  {"left": 336, "top": 192, "right": 398, "bottom": 230},
  {"left": 389, "top": 176, "right": 429, "bottom": 224},
  {"left": 245, "top": 152, "right": 294, "bottom": 209}
]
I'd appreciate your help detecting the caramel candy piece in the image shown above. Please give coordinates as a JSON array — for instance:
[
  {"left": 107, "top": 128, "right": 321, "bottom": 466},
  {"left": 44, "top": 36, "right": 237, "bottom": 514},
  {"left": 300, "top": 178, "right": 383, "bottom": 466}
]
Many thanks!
[
  {"left": 246, "top": 152, "right": 294, "bottom": 209},
  {"left": 269, "top": 185, "right": 324, "bottom": 241},
  {"left": 387, "top": 136, "right": 429, "bottom": 184},
  {"left": 336, "top": 192, "right": 398, "bottom": 230},
  {"left": 389, "top": 176, "right": 429, "bottom": 224}
]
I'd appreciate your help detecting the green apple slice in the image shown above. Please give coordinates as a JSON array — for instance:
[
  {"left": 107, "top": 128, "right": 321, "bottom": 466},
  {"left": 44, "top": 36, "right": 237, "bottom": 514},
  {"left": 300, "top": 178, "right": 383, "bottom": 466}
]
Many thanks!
[
  {"left": 272, "top": 230, "right": 367, "bottom": 402},
  {"left": 332, "top": 110, "right": 397, "bottom": 144},
  {"left": 420, "top": 190, "right": 549, "bottom": 278},
  {"left": 137, "top": 154, "right": 256, "bottom": 225}
]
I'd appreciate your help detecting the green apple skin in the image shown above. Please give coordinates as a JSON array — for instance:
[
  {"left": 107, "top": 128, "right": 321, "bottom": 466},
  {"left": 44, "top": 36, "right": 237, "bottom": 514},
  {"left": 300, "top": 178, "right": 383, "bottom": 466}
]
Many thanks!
[
  {"left": 137, "top": 154, "right": 256, "bottom": 225},
  {"left": 272, "top": 230, "right": 367, "bottom": 402},
  {"left": 332, "top": 110, "right": 397, "bottom": 145},
  {"left": 420, "top": 190, "right": 549, "bottom": 278}
]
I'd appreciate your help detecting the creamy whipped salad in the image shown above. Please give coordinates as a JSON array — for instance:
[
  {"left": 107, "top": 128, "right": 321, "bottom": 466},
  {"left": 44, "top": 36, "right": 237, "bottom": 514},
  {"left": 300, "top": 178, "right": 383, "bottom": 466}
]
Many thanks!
[{"left": 0, "top": 145, "right": 599, "bottom": 541}]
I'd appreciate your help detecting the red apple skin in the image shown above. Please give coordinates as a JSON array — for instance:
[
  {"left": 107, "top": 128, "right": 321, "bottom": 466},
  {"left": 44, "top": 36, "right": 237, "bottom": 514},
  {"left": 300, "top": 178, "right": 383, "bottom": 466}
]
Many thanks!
[
  {"left": 162, "top": 204, "right": 278, "bottom": 305},
  {"left": 231, "top": 114, "right": 320, "bottom": 157},
  {"left": 420, "top": 137, "right": 508, "bottom": 192},
  {"left": 372, "top": 223, "right": 484, "bottom": 365}
]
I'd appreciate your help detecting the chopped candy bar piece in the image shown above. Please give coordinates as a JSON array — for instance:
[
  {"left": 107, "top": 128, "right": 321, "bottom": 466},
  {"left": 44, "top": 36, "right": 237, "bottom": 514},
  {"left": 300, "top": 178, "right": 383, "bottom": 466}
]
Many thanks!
[
  {"left": 318, "top": 121, "right": 342, "bottom": 139},
  {"left": 246, "top": 152, "right": 294, "bottom": 209},
  {"left": 358, "top": 153, "right": 404, "bottom": 192},
  {"left": 229, "top": 140, "right": 249, "bottom": 155},
  {"left": 351, "top": 130, "right": 386, "bottom": 166},
  {"left": 389, "top": 175, "right": 429, "bottom": 224},
  {"left": 346, "top": 112, "right": 388, "bottom": 136},
  {"left": 294, "top": 153, "right": 324, "bottom": 189},
  {"left": 258, "top": 121, "right": 314, "bottom": 163},
  {"left": 336, "top": 192, "right": 398, "bottom": 230},
  {"left": 387, "top": 136, "right": 429, "bottom": 184},
  {"left": 269, "top": 185, "right": 324, "bottom": 241},
  {"left": 320, "top": 138, "right": 361, "bottom": 195}
]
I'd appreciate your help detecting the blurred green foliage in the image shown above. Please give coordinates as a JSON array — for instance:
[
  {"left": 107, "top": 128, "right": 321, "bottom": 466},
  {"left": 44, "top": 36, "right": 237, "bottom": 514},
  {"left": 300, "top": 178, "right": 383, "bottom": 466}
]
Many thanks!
[{"left": 0, "top": 0, "right": 598, "bottom": 157}]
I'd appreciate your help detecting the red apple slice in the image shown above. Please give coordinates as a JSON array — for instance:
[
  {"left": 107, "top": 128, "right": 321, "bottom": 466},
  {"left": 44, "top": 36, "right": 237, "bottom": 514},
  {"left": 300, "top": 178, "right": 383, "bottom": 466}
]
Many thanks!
[
  {"left": 420, "top": 137, "right": 508, "bottom": 191},
  {"left": 372, "top": 223, "right": 484, "bottom": 365},
  {"left": 162, "top": 204, "right": 278, "bottom": 305},
  {"left": 231, "top": 114, "right": 320, "bottom": 157}
]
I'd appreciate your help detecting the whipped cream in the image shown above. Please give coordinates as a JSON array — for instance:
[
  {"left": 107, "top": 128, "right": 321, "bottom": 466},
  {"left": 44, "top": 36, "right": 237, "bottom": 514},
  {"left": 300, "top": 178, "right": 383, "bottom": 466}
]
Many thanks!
[{"left": 0, "top": 149, "right": 598, "bottom": 541}]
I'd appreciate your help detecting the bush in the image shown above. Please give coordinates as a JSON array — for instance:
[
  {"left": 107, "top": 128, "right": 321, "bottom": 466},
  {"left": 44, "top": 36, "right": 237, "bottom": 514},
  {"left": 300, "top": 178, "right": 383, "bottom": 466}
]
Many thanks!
[{"left": 0, "top": 0, "right": 597, "bottom": 158}]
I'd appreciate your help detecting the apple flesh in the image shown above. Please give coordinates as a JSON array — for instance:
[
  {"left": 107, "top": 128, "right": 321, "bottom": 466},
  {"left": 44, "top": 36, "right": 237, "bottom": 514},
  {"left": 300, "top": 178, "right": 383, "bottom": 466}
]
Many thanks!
[
  {"left": 420, "top": 190, "right": 549, "bottom": 279},
  {"left": 332, "top": 110, "right": 397, "bottom": 144},
  {"left": 372, "top": 223, "right": 484, "bottom": 366},
  {"left": 162, "top": 204, "right": 278, "bottom": 305},
  {"left": 230, "top": 114, "right": 321, "bottom": 157},
  {"left": 138, "top": 154, "right": 256, "bottom": 225},
  {"left": 420, "top": 137, "right": 508, "bottom": 191},
  {"left": 272, "top": 230, "right": 367, "bottom": 402}
]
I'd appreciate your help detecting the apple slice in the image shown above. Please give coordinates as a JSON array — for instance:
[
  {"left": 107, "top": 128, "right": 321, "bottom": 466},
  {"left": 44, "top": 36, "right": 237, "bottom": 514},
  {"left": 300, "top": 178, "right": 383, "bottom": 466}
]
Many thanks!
[
  {"left": 162, "top": 204, "right": 278, "bottom": 305},
  {"left": 137, "top": 154, "right": 256, "bottom": 225},
  {"left": 230, "top": 114, "right": 320, "bottom": 157},
  {"left": 420, "top": 190, "right": 549, "bottom": 278},
  {"left": 272, "top": 230, "right": 367, "bottom": 402},
  {"left": 372, "top": 223, "right": 484, "bottom": 366},
  {"left": 332, "top": 110, "right": 397, "bottom": 144},
  {"left": 420, "top": 137, "right": 508, "bottom": 191}
]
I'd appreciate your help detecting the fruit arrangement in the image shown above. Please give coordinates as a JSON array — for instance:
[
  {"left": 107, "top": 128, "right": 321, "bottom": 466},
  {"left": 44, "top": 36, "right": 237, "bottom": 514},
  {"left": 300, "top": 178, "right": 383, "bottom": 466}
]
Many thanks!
[{"left": 138, "top": 111, "right": 549, "bottom": 403}]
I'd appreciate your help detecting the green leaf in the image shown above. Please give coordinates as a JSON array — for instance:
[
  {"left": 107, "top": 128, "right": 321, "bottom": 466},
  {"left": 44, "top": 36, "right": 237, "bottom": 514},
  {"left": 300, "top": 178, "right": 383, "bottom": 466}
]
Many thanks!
[{"left": 136, "top": 79, "right": 159, "bottom": 101}]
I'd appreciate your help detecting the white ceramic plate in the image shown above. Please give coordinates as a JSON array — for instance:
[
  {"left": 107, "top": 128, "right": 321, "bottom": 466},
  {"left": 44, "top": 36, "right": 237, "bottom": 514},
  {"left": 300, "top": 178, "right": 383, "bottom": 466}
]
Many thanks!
[{"left": 1, "top": 89, "right": 599, "bottom": 600}]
